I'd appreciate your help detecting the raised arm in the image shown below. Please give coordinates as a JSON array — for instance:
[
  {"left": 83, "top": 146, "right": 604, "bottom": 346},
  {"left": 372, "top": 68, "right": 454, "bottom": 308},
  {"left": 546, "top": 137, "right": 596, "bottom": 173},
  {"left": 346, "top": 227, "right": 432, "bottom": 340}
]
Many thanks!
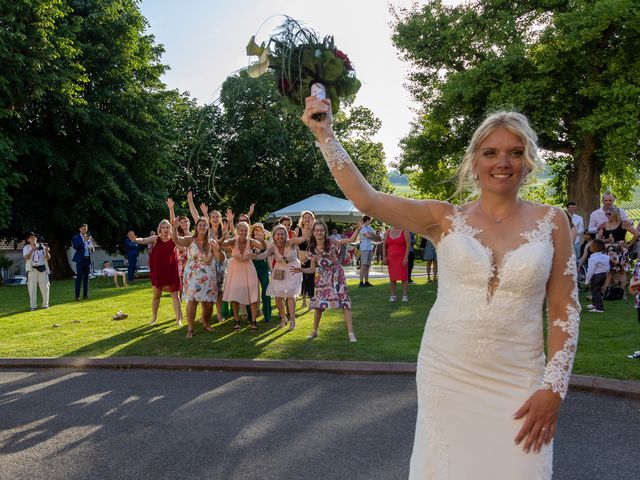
[
  {"left": 226, "top": 209, "right": 236, "bottom": 237},
  {"left": 187, "top": 191, "right": 200, "bottom": 224},
  {"left": 247, "top": 203, "right": 255, "bottom": 219},
  {"left": 127, "top": 231, "right": 158, "bottom": 246},
  {"left": 170, "top": 219, "right": 193, "bottom": 248},
  {"left": 337, "top": 222, "right": 362, "bottom": 245},
  {"left": 289, "top": 232, "right": 311, "bottom": 246},
  {"left": 254, "top": 244, "right": 274, "bottom": 261},
  {"left": 514, "top": 208, "right": 580, "bottom": 453},
  {"left": 302, "top": 97, "right": 450, "bottom": 238},
  {"left": 166, "top": 198, "right": 176, "bottom": 224}
]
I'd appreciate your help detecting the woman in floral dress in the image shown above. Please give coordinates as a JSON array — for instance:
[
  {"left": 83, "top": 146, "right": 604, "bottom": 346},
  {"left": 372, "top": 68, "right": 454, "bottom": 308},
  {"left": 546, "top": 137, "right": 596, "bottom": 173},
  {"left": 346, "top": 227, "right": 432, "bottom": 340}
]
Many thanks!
[
  {"left": 171, "top": 217, "right": 223, "bottom": 338},
  {"left": 293, "top": 220, "right": 362, "bottom": 342}
]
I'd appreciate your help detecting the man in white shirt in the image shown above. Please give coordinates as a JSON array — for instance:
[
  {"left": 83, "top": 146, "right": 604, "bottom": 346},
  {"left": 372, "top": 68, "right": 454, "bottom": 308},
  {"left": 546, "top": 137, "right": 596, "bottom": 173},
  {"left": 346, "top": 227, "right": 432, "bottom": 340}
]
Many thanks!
[
  {"left": 358, "top": 215, "right": 375, "bottom": 287},
  {"left": 22, "top": 232, "right": 50, "bottom": 311},
  {"left": 585, "top": 239, "right": 610, "bottom": 313},
  {"left": 588, "top": 192, "right": 629, "bottom": 234},
  {"left": 567, "top": 201, "right": 584, "bottom": 260}
]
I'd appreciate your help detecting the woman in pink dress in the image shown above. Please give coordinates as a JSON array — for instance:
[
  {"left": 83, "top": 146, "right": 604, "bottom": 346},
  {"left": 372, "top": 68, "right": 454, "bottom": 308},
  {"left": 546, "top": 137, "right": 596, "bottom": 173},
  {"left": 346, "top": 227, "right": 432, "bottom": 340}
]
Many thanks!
[
  {"left": 383, "top": 227, "right": 410, "bottom": 302},
  {"left": 221, "top": 221, "right": 265, "bottom": 331},
  {"left": 128, "top": 219, "right": 183, "bottom": 326}
]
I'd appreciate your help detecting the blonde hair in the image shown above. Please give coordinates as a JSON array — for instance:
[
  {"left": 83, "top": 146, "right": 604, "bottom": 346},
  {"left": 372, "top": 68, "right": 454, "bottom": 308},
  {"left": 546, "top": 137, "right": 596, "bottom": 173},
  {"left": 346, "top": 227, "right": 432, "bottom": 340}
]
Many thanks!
[
  {"left": 157, "top": 219, "right": 172, "bottom": 235},
  {"left": 297, "top": 211, "right": 315, "bottom": 230},
  {"left": 271, "top": 224, "right": 289, "bottom": 244},
  {"left": 236, "top": 221, "right": 250, "bottom": 235},
  {"left": 250, "top": 222, "right": 268, "bottom": 239},
  {"left": 608, "top": 206, "right": 622, "bottom": 224},
  {"left": 456, "top": 111, "right": 544, "bottom": 196}
]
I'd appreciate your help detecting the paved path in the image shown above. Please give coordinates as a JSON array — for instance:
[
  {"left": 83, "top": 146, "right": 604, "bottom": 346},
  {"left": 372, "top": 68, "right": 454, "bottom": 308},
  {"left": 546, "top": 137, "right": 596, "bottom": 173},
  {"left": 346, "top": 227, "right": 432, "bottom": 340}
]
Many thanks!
[{"left": 0, "top": 368, "right": 637, "bottom": 479}]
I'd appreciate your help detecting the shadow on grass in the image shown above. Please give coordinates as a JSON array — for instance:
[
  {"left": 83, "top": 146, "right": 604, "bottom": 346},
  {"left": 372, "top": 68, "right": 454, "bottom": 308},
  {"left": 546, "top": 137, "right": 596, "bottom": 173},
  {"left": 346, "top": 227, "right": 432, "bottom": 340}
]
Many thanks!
[{"left": 0, "top": 279, "right": 151, "bottom": 319}]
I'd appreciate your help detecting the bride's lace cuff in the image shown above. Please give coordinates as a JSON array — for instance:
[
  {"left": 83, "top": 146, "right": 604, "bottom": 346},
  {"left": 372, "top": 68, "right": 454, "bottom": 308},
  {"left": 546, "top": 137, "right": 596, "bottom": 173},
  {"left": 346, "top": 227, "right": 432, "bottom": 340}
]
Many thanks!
[
  {"left": 540, "top": 255, "right": 580, "bottom": 399},
  {"left": 315, "top": 137, "right": 353, "bottom": 170}
]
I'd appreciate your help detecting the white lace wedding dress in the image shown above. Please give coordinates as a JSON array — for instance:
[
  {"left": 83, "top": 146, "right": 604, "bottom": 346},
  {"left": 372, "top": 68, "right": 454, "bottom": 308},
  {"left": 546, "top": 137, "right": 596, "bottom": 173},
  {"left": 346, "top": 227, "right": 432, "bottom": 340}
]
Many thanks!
[{"left": 408, "top": 206, "right": 580, "bottom": 479}]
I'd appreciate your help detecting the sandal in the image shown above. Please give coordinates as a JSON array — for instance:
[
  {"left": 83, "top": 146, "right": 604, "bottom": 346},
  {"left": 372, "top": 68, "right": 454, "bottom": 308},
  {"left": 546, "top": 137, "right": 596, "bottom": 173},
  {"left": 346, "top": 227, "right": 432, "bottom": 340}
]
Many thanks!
[
  {"left": 233, "top": 319, "right": 241, "bottom": 331},
  {"left": 112, "top": 311, "right": 128, "bottom": 320},
  {"left": 389, "top": 295, "right": 396, "bottom": 303},
  {"left": 288, "top": 320, "right": 296, "bottom": 331},
  {"left": 186, "top": 329, "right": 193, "bottom": 339},
  {"left": 203, "top": 325, "right": 214, "bottom": 332},
  {"left": 278, "top": 318, "right": 287, "bottom": 328},
  {"left": 307, "top": 330, "right": 318, "bottom": 340}
]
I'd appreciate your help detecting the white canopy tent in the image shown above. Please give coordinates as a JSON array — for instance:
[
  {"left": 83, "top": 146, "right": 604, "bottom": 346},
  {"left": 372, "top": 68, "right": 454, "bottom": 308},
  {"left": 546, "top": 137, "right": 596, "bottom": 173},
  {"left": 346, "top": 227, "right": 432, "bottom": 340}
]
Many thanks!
[{"left": 266, "top": 194, "right": 363, "bottom": 224}]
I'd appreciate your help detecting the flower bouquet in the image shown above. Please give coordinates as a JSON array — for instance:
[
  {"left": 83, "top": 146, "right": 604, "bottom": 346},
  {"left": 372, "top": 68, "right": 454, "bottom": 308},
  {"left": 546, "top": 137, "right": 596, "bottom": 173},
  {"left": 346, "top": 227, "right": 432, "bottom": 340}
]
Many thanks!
[{"left": 246, "top": 17, "right": 361, "bottom": 118}]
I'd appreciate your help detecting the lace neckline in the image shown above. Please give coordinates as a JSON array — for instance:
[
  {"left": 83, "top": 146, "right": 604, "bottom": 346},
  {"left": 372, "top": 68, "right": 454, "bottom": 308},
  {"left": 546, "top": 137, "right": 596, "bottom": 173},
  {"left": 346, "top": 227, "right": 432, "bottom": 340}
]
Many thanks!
[{"left": 447, "top": 205, "right": 557, "bottom": 302}]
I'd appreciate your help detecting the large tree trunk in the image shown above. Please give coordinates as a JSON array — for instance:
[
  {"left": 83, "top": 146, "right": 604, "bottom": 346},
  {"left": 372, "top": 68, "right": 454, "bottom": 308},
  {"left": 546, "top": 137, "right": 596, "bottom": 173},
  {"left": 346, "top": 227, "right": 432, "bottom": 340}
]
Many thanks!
[
  {"left": 48, "top": 237, "right": 74, "bottom": 279},
  {"left": 567, "top": 135, "right": 600, "bottom": 226}
]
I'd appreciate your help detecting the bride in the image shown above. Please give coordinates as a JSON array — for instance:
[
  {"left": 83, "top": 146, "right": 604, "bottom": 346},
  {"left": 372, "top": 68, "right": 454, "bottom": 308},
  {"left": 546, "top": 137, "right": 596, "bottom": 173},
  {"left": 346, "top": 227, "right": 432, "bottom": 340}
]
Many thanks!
[{"left": 301, "top": 100, "right": 579, "bottom": 479}]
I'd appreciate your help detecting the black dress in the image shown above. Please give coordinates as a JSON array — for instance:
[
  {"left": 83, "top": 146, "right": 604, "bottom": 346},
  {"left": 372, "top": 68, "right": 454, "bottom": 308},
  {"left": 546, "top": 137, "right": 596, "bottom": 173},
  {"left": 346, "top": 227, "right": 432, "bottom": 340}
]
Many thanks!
[
  {"left": 602, "top": 223, "right": 627, "bottom": 242},
  {"left": 296, "top": 228, "right": 315, "bottom": 299}
]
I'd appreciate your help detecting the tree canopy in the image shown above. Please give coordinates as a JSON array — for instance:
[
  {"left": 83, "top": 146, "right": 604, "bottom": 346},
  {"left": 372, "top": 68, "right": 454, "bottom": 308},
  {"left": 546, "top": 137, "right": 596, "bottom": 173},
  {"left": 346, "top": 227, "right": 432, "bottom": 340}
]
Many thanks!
[
  {"left": 392, "top": 0, "right": 640, "bottom": 216},
  {"left": 169, "top": 71, "right": 390, "bottom": 220},
  {"left": 0, "top": 0, "right": 177, "bottom": 275}
]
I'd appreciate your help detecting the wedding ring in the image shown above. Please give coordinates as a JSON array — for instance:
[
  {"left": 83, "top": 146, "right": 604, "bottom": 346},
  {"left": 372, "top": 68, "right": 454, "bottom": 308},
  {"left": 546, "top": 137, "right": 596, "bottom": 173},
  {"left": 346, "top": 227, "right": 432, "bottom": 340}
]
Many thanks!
[{"left": 541, "top": 427, "right": 547, "bottom": 431}]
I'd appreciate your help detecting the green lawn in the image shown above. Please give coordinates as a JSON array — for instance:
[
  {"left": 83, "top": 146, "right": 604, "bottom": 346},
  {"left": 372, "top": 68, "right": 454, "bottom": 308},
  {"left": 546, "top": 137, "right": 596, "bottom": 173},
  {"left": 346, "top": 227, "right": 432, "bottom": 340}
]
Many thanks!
[{"left": 1, "top": 277, "right": 639, "bottom": 381}]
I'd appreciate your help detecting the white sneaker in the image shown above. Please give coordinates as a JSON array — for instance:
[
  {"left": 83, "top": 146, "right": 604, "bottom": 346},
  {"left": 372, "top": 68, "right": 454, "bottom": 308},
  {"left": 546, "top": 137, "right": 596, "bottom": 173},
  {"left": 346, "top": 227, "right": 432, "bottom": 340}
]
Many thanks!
[
  {"left": 588, "top": 308, "right": 604, "bottom": 313},
  {"left": 401, "top": 296, "right": 408, "bottom": 302},
  {"left": 348, "top": 333, "right": 357, "bottom": 343},
  {"left": 389, "top": 296, "right": 396, "bottom": 302},
  {"left": 587, "top": 304, "right": 594, "bottom": 309}
]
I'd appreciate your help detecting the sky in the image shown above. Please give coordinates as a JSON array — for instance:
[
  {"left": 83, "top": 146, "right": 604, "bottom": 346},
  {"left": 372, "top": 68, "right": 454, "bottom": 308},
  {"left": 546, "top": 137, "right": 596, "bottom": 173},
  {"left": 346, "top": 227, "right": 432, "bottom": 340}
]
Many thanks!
[{"left": 138, "top": 0, "right": 426, "bottom": 167}]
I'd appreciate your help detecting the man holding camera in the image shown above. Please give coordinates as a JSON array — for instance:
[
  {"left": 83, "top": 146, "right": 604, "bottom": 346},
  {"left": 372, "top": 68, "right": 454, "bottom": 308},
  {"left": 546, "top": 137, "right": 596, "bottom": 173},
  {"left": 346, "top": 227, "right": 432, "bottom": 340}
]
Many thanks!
[
  {"left": 23, "top": 232, "right": 50, "bottom": 311},
  {"left": 72, "top": 223, "right": 94, "bottom": 300}
]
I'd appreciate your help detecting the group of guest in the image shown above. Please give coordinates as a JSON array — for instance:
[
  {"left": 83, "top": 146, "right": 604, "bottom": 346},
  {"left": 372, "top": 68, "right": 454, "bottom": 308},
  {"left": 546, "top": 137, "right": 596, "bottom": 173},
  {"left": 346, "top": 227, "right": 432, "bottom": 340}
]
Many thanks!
[
  {"left": 125, "top": 195, "right": 360, "bottom": 341},
  {"left": 572, "top": 193, "right": 639, "bottom": 313}
]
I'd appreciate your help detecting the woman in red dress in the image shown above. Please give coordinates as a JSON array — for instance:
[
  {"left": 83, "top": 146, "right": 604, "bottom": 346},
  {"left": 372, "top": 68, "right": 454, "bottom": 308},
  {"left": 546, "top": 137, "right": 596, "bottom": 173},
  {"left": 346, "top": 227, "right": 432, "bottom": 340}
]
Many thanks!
[
  {"left": 383, "top": 227, "right": 410, "bottom": 302},
  {"left": 128, "top": 219, "right": 183, "bottom": 326}
]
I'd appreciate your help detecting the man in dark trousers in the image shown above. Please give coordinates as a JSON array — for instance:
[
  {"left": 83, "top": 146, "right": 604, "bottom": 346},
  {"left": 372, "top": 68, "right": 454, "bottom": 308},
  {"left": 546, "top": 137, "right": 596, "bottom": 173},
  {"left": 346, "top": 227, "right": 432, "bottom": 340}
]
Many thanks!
[
  {"left": 72, "top": 224, "right": 94, "bottom": 300},
  {"left": 124, "top": 235, "right": 140, "bottom": 283}
]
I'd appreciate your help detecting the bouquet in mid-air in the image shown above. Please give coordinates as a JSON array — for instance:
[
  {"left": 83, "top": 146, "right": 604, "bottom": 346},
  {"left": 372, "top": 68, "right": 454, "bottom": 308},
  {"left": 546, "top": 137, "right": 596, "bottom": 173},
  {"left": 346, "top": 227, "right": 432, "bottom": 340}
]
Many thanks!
[{"left": 245, "top": 17, "right": 361, "bottom": 116}]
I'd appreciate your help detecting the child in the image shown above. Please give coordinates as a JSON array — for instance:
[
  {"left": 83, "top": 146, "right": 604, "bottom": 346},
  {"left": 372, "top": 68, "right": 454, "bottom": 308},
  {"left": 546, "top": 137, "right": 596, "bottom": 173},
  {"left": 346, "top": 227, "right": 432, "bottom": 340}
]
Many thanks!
[
  {"left": 102, "top": 261, "right": 128, "bottom": 288},
  {"left": 584, "top": 239, "right": 610, "bottom": 313}
]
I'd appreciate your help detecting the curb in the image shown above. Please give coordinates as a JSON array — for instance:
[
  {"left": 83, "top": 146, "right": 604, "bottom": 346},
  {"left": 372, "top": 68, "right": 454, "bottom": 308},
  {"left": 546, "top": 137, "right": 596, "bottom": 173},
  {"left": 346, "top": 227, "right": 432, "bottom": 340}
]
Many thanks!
[{"left": 0, "top": 357, "right": 638, "bottom": 399}]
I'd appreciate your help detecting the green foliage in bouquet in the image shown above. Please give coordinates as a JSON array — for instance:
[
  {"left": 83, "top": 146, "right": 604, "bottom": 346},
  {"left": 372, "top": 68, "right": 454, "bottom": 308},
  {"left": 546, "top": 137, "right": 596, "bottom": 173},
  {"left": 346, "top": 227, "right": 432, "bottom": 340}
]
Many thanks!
[{"left": 246, "top": 17, "right": 361, "bottom": 114}]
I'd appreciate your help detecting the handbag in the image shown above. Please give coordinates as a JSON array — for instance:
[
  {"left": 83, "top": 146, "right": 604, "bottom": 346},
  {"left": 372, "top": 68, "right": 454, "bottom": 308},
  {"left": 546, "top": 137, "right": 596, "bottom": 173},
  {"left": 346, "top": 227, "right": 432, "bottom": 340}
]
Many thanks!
[
  {"left": 272, "top": 269, "right": 285, "bottom": 281},
  {"left": 604, "top": 286, "right": 624, "bottom": 301}
]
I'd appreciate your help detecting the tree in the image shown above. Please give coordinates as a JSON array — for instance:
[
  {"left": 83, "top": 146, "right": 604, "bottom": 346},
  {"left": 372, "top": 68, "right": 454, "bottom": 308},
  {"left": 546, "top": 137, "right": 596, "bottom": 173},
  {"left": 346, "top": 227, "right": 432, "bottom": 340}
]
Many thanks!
[
  {"left": 391, "top": 0, "right": 640, "bottom": 217},
  {"left": 0, "top": 0, "right": 177, "bottom": 276},
  {"left": 169, "top": 72, "right": 390, "bottom": 220}
]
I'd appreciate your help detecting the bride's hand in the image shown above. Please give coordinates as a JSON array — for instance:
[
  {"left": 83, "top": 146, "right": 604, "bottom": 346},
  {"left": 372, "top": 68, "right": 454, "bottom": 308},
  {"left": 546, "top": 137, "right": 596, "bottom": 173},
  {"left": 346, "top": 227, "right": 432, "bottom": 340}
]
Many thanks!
[
  {"left": 301, "top": 96, "right": 333, "bottom": 138},
  {"left": 513, "top": 389, "right": 561, "bottom": 453}
]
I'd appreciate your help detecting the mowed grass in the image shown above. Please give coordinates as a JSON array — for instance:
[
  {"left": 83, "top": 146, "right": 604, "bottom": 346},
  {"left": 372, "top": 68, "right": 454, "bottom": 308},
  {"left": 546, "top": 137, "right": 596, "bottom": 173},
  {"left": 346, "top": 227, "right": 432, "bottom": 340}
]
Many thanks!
[{"left": 0, "top": 277, "right": 639, "bottom": 381}]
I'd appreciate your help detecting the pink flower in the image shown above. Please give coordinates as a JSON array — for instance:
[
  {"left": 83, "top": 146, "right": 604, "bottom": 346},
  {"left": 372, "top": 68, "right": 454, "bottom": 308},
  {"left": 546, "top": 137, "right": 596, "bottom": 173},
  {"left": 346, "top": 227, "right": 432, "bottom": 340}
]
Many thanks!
[{"left": 334, "top": 49, "right": 353, "bottom": 71}]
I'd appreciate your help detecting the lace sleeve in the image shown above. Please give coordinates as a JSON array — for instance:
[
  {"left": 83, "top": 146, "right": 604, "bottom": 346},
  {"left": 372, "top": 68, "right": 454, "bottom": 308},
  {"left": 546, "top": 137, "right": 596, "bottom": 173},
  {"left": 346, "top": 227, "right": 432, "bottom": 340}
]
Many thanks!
[{"left": 540, "top": 207, "right": 581, "bottom": 399}]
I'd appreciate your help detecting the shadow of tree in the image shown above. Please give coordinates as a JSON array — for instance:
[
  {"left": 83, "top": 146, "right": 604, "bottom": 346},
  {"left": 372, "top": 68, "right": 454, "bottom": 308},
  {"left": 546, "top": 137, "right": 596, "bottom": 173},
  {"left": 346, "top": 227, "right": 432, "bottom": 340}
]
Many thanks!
[{"left": 0, "top": 368, "right": 417, "bottom": 479}]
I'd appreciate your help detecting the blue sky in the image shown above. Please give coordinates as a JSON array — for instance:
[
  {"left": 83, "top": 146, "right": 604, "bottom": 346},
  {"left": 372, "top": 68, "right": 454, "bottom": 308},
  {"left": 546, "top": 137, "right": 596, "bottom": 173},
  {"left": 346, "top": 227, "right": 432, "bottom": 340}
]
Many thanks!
[{"left": 139, "top": 0, "right": 425, "bottom": 166}]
